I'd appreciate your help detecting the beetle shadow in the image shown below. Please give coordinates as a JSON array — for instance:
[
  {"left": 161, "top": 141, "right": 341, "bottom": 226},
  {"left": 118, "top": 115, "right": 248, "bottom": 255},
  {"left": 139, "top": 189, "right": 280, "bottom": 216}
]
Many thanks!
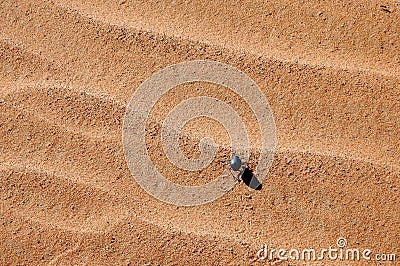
[{"left": 241, "top": 168, "right": 262, "bottom": 190}]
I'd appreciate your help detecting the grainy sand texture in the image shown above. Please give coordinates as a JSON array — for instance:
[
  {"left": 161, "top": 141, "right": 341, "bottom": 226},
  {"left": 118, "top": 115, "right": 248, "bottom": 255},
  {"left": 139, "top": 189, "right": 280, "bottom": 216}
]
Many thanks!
[{"left": 1, "top": 0, "right": 399, "bottom": 265}]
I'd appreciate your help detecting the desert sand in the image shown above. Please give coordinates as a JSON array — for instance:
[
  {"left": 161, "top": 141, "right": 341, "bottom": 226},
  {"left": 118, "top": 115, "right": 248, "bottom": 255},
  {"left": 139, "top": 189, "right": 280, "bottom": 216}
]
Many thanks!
[{"left": 0, "top": 0, "right": 399, "bottom": 265}]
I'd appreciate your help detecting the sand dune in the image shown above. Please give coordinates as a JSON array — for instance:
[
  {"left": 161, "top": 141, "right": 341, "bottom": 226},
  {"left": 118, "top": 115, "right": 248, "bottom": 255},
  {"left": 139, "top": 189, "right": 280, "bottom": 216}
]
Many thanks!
[{"left": 1, "top": 0, "right": 399, "bottom": 265}]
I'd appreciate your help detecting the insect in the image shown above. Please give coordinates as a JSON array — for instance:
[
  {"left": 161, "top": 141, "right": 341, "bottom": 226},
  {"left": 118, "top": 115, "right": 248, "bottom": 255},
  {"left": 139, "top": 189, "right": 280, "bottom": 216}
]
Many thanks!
[{"left": 228, "top": 155, "right": 247, "bottom": 182}]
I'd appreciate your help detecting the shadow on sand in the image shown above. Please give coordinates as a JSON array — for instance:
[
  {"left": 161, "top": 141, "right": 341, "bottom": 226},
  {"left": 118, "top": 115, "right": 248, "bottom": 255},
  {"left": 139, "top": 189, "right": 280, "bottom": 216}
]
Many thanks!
[{"left": 241, "top": 168, "right": 262, "bottom": 190}]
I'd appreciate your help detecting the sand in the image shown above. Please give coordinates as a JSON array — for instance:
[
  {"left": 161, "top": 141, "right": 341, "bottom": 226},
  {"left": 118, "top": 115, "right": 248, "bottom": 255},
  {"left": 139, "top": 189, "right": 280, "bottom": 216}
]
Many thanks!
[{"left": 0, "top": 0, "right": 399, "bottom": 265}]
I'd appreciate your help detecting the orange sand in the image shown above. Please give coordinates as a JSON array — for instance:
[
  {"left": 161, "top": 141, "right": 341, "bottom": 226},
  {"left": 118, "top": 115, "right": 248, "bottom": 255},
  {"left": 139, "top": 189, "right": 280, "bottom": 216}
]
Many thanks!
[{"left": 0, "top": 0, "right": 399, "bottom": 265}]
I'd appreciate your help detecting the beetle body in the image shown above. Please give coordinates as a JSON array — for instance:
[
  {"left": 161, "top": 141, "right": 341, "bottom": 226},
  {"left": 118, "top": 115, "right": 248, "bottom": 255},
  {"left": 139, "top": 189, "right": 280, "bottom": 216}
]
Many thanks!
[{"left": 228, "top": 155, "right": 246, "bottom": 181}]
